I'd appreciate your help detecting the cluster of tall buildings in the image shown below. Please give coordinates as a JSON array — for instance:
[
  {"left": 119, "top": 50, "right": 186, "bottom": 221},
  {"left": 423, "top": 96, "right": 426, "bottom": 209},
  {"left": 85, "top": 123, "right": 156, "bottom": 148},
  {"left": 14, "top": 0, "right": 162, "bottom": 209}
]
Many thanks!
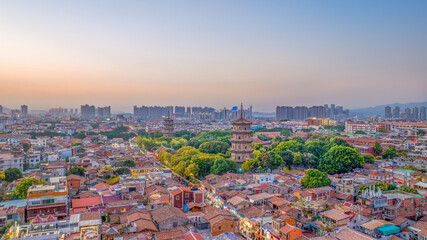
[
  {"left": 385, "top": 106, "right": 426, "bottom": 120},
  {"left": 134, "top": 105, "right": 252, "bottom": 120},
  {"left": 48, "top": 107, "right": 79, "bottom": 117},
  {"left": 276, "top": 104, "right": 349, "bottom": 120},
  {"left": 133, "top": 106, "right": 174, "bottom": 119},
  {"left": 80, "top": 105, "right": 111, "bottom": 120}
]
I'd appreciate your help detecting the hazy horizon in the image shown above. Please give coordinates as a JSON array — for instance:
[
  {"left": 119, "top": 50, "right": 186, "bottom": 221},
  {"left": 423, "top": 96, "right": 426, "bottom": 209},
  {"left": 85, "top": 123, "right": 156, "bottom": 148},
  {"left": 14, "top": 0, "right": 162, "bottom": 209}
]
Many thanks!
[{"left": 1, "top": 1, "right": 427, "bottom": 112}]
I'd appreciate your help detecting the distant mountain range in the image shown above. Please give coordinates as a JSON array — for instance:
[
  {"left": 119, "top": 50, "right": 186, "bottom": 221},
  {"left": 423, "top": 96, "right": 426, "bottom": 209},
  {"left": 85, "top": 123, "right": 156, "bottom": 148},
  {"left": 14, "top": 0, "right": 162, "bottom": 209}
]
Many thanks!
[{"left": 350, "top": 101, "right": 427, "bottom": 117}]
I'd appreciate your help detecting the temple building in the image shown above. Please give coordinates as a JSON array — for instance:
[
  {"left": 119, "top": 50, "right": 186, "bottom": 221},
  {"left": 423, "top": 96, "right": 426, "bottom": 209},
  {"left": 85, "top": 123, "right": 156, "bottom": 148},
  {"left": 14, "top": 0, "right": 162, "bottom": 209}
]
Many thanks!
[
  {"left": 229, "top": 104, "right": 253, "bottom": 165},
  {"left": 163, "top": 112, "right": 174, "bottom": 138}
]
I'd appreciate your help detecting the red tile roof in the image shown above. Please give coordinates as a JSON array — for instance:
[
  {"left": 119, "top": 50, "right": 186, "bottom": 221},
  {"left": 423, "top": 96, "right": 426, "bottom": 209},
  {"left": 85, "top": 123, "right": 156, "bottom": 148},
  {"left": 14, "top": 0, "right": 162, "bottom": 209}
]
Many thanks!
[{"left": 72, "top": 196, "right": 101, "bottom": 208}]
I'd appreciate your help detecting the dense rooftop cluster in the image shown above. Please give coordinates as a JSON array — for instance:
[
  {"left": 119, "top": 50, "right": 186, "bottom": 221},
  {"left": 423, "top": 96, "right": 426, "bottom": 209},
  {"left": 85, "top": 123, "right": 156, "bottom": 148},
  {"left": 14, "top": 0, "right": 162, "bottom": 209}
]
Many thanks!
[{"left": 0, "top": 112, "right": 425, "bottom": 240}]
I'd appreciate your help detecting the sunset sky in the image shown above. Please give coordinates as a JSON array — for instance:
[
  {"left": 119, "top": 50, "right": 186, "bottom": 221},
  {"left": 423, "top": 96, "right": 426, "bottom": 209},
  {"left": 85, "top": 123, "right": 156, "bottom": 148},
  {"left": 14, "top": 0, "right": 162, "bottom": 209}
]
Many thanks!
[{"left": 1, "top": 1, "right": 427, "bottom": 112}]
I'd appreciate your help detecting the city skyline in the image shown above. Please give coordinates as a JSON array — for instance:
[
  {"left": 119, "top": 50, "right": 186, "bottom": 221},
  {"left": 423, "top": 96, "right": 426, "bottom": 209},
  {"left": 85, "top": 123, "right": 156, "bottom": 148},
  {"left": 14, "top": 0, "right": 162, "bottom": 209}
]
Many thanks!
[{"left": 1, "top": 1, "right": 427, "bottom": 111}]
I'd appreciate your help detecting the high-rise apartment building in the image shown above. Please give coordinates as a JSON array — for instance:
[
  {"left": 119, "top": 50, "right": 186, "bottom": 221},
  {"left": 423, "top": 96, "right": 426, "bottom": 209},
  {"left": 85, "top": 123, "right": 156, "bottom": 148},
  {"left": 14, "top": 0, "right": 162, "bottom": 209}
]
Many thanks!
[
  {"left": 21, "top": 105, "right": 28, "bottom": 117},
  {"left": 392, "top": 106, "right": 400, "bottom": 118},
  {"left": 175, "top": 106, "right": 186, "bottom": 117},
  {"left": 420, "top": 106, "right": 426, "bottom": 121},
  {"left": 404, "top": 108, "right": 411, "bottom": 119},
  {"left": 330, "top": 104, "right": 336, "bottom": 118},
  {"left": 294, "top": 106, "right": 308, "bottom": 120},
  {"left": 412, "top": 107, "right": 419, "bottom": 120},
  {"left": 385, "top": 106, "right": 392, "bottom": 118},
  {"left": 81, "top": 104, "right": 96, "bottom": 120},
  {"left": 277, "top": 105, "right": 347, "bottom": 120},
  {"left": 309, "top": 106, "right": 327, "bottom": 118},
  {"left": 276, "top": 106, "right": 293, "bottom": 120},
  {"left": 133, "top": 106, "right": 173, "bottom": 119},
  {"left": 97, "top": 106, "right": 111, "bottom": 118}
]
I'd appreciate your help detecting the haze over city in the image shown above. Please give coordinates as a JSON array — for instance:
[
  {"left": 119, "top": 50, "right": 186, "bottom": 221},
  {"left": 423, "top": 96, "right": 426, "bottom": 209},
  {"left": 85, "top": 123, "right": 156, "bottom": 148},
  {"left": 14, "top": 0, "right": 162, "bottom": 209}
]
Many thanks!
[{"left": 1, "top": 1, "right": 427, "bottom": 112}]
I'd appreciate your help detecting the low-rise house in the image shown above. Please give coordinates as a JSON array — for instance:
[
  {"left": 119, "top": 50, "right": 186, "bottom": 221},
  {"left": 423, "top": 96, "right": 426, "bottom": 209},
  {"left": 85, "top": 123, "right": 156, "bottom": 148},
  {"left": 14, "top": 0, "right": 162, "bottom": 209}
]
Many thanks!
[
  {"left": 205, "top": 208, "right": 239, "bottom": 236},
  {"left": 227, "top": 196, "right": 251, "bottom": 210},
  {"left": 169, "top": 187, "right": 204, "bottom": 209},
  {"left": 308, "top": 186, "right": 335, "bottom": 200},
  {"left": 279, "top": 223, "right": 302, "bottom": 240},
  {"left": 27, "top": 184, "right": 68, "bottom": 220},
  {"left": 336, "top": 227, "right": 376, "bottom": 240},
  {"left": 107, "top": 200, "right": 138, "bottom": 222},
  {"left": 253, "top": 174, "right": 275, "bottom": 184},
  {"left": 253, "top": 184, "right": 281, "bottom": 194},
  {"left": 319, "top": 209, "right": 351, "bottom": 227},
  {"left": 152, "top": 205, "right": 189, "bottom": 230}
]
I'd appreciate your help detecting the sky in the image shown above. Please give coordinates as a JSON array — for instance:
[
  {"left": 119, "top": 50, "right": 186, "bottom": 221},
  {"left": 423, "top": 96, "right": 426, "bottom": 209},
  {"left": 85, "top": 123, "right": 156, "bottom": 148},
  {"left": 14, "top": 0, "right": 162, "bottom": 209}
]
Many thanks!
[{"left": 1, "top": 1, "right": 427, "bottom": 112}]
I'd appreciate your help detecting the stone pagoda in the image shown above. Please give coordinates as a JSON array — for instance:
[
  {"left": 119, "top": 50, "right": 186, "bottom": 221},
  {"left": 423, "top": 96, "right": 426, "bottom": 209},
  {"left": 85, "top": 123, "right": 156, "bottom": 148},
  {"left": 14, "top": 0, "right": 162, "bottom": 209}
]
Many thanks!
[
  {"left": 229, "top": 104, "right": 253, "bottom": 165},
  {"left": 163, "top": 112, "right": 174, "bottom": 138}
]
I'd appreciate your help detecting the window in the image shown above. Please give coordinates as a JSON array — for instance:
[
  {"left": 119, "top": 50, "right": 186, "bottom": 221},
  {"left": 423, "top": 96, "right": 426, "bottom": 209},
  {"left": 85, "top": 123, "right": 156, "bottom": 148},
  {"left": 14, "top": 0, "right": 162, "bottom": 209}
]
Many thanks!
[
  {"left": 173, "top": 222, "right": 178, "bottom": 227},
  {"left": 408, "top": 208, "right": 411, "bottom": 213},
  {"left": 176, "top": 196, "right": 179, "bottom": 200},
  {"left": 185, "top": 193, "right": 189, "bottom": 198},
  {"left": 112, "top": 209, "right": 116, "bottom": 214},
  {"left": 219, "top": 226, "right": 222, "bottom": 231}
]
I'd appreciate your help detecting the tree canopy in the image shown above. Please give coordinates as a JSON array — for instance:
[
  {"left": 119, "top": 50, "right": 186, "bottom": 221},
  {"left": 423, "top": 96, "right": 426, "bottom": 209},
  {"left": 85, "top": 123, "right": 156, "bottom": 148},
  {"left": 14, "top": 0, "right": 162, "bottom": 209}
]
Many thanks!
[
  {"left": 382, "top": 145, "right": 399, "bottom": 159},
  {"left": 15, "top": 178, "right": 45, "bottom": 199},
  {"left": 70, "top": 166, "right": 85, "bottom": 176},
  {"left": 5, "top": 168, "right": 23, "bottom": 182},
  {"left": 318, "top": 146, "right": 364, "bottom": 174},
  {"left": 374, "top": 142, "right": 382, "bottom": 156},
  {"left": 301, "top": 169, "right": 331, "bottom": 189}
]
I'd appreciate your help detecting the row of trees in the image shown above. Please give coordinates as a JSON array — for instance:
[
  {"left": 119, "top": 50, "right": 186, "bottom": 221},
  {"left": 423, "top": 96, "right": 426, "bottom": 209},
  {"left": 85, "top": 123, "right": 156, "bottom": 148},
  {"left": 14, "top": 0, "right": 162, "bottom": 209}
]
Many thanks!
[
  {"left": 157, "top": 146, "right": 236, "bottom": 178},
  {"left": 243, "top": 135, "right": 366, "bottom": 174}
]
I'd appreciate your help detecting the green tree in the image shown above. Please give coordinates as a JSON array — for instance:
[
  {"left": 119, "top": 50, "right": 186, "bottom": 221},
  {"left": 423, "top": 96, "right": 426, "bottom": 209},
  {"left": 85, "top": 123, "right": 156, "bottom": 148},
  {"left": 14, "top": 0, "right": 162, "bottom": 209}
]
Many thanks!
[
  {"left": 123, "top": 159, "right": 136, "bottom": 167},
  {"left": 211, "top": 158, "right": 236, "bottom": 175},
  {"left": 363, "top": 154, "right": 375, "bottom": 164},
  {"left": 15, "top": 178, "right": 45, "bottom": 199},
  {"left": 402, "top": 186, "right": 418, "bottom": 194},
  {"left": 279, "top": 150, "right": 294, "bottom": 169},
  {"left": 73, "top": 132, "right": 87, "bottom": 139},
  {"left": 305, "top": 139, "right": 328, "bottom": 160},
  {"left": 300, "top": 169, "right": 331, "bottom": 189},
  {"left": 256, "top": 152, "right": 283, "bottom": 170},
  {"left": 22, "top": 142, "right": 31, "bottom": 152},
  {"left": 319, "top": 146, "right": 364, "bottom": 174},
  {"left": 257, "top": 134, "right": 273, "bottom": 141},
  {"left": 23, "top": 162, "right": 30, "bottom": 171},
  {"left": 173, "top": 161, "right": 189, "bottom": 176},
  {"left": 374, "top": 142, "right": 382, "bottom": 156},
  {"left": 5, "top": 168, "right": 23, "bottom": 182},
  {"left": 185, "top": 163, "right": 200, "bottom": 178},
  {"left": 199, "top": 141, "right": 230, "bottom": 154},
  {"left": 115, "top": 168, "right": 131, "bottom": 175},
  {"left": 70, "top": 166, "right": 85, "bottom": 176},
  {"left": 242, "top": 159, "right": 257, "bottom": 173},
  {"left": 354, "top": 130, "right": 367, "bottom": 135},
  {"left": 274, "top": 140, "right": 304, "bottom": 153},
  {"left": 382, "top": 145, "right": 399, "bottom": 159},
  {"left": 72, "top": 142, "right": 83, "bottom": 146},
  {"left": 293, "top": 153, "right": 303, "bottom": 167}
]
